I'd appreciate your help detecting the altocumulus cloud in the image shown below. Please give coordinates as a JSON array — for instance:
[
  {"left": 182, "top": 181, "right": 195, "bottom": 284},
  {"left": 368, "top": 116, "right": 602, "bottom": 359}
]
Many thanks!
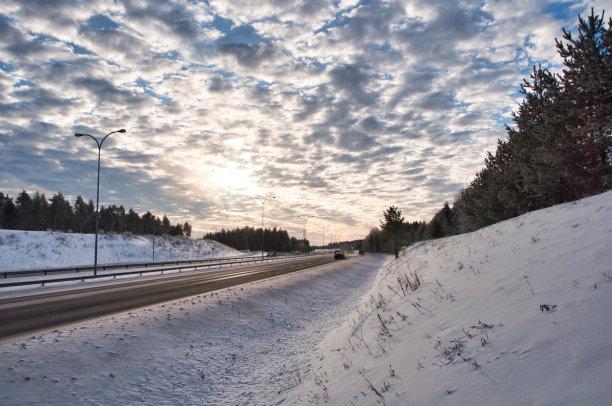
[{"left": 0, "top": 0, "right": 601, "bottom": 241}]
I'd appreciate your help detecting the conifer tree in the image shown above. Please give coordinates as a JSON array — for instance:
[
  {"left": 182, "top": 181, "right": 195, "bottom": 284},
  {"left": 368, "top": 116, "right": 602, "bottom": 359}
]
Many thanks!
[
  {"left": 556, "top": 9, "right": 612, "bottom": 194},
  {"left": 380, "top": 206, "right": 404, "bottom": 258},
  {"left": 15, "top": 190, "right": 33, "bottom": 230}
]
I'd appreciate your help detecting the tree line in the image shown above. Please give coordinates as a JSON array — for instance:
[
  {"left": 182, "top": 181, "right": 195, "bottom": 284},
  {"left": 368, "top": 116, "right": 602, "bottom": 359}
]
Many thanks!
[
  {"left": 0, "top": 190, "right": 192, "bottom": 237},
  {"left": 204, "top": 226, "right": 311, "bottom": 253},
  {"left": 376, "top": 10, "right": 611, "bottom": 256}
]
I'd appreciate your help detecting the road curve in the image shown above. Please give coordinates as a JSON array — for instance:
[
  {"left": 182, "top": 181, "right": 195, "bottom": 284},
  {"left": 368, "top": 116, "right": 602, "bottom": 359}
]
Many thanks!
[{"left": 0, "top": 255, "right": 338, "bottom": 341}]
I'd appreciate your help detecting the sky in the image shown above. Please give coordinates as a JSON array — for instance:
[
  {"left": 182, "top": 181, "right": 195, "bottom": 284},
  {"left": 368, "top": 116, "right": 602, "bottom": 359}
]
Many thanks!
[{"left": 0, "top": 0, "right": 609, "bottom": 242}]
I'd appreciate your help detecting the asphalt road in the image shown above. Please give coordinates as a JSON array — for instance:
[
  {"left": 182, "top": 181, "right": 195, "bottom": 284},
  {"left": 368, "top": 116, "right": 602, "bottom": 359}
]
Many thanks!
[{"left": 0, "top": 255, "right": 338, "bottom": 341}]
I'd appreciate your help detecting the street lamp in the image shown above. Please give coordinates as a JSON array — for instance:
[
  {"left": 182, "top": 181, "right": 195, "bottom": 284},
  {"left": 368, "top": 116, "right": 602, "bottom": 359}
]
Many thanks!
[
  {"left": 74, "top": 128, "right": 126, "bottom": 276},
  {"left": 260, "top": 196, "right": 276, "bottom": 261}
]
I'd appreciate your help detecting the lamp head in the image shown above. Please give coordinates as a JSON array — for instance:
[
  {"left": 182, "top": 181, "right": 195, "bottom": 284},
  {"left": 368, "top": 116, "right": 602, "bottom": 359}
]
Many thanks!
[
  {"left": 74, "top": 133, "right": 87, "bottom": 137},
  {"left": 117, "top": 129, "right": 126, "bottom": 133}
]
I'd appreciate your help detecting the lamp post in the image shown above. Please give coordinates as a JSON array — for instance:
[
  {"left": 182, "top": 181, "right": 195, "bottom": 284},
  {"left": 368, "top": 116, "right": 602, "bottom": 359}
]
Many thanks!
[
  {"left": 260, "top": 196, "right": 276, "bottom": 261},
  {"left": 75, "top": 128, "right": 126, "bottom": 276}
]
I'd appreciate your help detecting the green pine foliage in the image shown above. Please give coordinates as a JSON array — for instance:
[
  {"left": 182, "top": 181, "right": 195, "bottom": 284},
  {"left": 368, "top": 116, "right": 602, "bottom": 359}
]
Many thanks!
[
  {"left": 372, "top": 10, "right": 611, "bottom": 251},
  {"left": 0, "top": 189, "right": 192, "bottom": 237},
  {"left": 203, "top": 226, "right": 310, "bottom": 253},
  {"left": 462, "top": 9, "right": 611, "bottom": 229},
  {"left": 380, "top": 206, "right": 405, "bottom": 258}
]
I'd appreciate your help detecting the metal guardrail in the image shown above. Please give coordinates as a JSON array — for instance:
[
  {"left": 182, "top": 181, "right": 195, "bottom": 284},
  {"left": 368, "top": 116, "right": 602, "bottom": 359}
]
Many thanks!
[
  {"left": 0, "top": 253, "right": 325, "bottom": 288},
  {"left": 0, "top": 253, "right": 317, "bottom": 278}
]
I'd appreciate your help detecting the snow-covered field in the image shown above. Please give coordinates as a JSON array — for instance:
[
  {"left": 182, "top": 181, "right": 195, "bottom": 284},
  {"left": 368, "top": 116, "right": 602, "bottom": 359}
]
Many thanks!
[
  {"left": 1, "top": 190, "right": 611, "bottom": 405},
  {"left": 0, "top": 231, "right": 240, "bottom": 271}
]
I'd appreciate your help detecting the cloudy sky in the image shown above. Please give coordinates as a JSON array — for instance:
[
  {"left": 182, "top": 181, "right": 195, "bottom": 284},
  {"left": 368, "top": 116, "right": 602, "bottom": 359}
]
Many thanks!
[{"left": 0, "top": 0, "right": 609, "bottom": 243}]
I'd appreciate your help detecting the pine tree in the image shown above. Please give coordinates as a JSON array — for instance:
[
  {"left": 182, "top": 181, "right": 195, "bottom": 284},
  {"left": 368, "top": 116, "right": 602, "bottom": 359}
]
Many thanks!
[
  {"left": 15, "top": 190, "right": 33, "bottom": 230},
  {"left": 31, "top": 192, "right": 50, "bottom": 231},
  {"left": 126, "top": 208, "right": 142, "bottom": 234},
  {"left": 162, "top": 215, "right": 171, "bottom": 235},
  {"left": 73, "top": 195, "right": 91, "bottom": 233},
  {"left": 2, "top": 197, "right": 18, "bottom": 230},
  {"left": 556, "top": 8, "right": 612, "bottom": 194},
  {"left": 380, "top": 206, "right": 404, "bottom": 258},
  {"left": 183, "top": 222, "right": 192, "bottom": 238},
  {"left": 0, "top": 192, "right": 6, "bottom": 228},
  {"left": 462, "top": 10, "right": 611, "bottom": 231},
  {"left": 49, "top": 192, "right": 73, "bottom": 231}
]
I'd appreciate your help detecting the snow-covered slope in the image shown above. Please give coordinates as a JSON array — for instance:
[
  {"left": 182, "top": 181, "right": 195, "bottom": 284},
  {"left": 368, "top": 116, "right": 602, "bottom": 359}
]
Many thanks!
[
  {"left": 0, "top": 231, "right": 239, "bottom": 271},
  {"left": 0, "top": 191, "right": 610, "bottom": 405},
  {"left": 287, "top": 190, "right": 612, "bottom": 405}
]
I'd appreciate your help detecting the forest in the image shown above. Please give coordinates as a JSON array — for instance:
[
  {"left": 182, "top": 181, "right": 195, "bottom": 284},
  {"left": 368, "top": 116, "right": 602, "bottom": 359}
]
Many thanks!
[
  {"left": 203, "top": 226, "right": 311, "bottom": 253},
  {"left": 0, "top": 190, "right": 192, "bottom": 237},
  {"left": 373, "top": 10, "right": 611, "bottom": 255}
]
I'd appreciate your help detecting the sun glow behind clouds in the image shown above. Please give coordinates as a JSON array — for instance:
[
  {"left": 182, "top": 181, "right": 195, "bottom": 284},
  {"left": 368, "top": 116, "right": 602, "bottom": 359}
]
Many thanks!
[
  {"left": 0, "top": 0, "right": 594, "bottom": 241},
  {"left": 209, "top": 164, "right": 262, "bottom": 196}
]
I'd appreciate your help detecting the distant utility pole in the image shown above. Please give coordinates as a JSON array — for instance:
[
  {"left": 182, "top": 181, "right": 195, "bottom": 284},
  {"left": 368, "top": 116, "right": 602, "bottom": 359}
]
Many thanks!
[{"left": 301, "top": 215, "right": 313, "bottom": 241}]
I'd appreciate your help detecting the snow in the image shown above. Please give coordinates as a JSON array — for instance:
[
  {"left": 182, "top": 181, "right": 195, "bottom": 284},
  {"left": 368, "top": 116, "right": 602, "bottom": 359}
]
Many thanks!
[
  {"left": 286, "top": 191, "right": 612, "bottom": 405},
  {"left": 0, "top": 231, "right": 240, "bottom": 271},
  {"left": 1, "top": 190, "right": 611, "bottom": 405},
  {"left": 0, "top": 254, "right": 385, "bottom": 405}
]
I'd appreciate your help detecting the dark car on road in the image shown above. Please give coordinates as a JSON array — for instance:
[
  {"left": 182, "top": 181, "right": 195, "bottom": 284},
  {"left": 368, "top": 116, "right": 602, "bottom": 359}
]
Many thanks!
[{"left": 334, "top": 250, "right": 345, "bottom": 259}]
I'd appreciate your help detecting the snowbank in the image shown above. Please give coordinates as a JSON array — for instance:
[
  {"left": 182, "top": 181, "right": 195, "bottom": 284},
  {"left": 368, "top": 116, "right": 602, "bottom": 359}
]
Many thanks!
[
  {"left": 0, "top": 191, "right": 610, "bottom": 405},
  {"left": 0, "top": 231, "right": 239, "bottom": 271},
  {"left": 287, "top": 191, "right": 612, "bottom": 405}
]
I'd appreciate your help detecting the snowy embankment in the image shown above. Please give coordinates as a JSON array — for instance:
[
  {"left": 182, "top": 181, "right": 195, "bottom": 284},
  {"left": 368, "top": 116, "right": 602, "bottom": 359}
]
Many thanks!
[
  {"left": 287, "top": 190, "right": 612, "bottom": 405},
  {"left": 0, "top": 231, "right": 239, "bottom": 271},
  {"left": 0, "top": 191, "right": 610, "bottom": 405}
]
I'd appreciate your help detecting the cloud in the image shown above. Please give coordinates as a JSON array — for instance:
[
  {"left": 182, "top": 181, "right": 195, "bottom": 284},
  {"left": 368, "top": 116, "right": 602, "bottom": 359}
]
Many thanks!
[
  {"left": 303, "top": 128, "right": 334, "bottom": 145},
  {"left": 0, "top": 18, "right": 49, "bottom": 59},
  {"left": 217, "top": 41, "right": 278, "bottom": 68},
  {"left": 0, "top": 0, "right": 589, "bottom": 239},
  {"left": 71, "top": 77, "right": 148, "bottom": 106},
  {"left": 207, "top": 75, "right": 233, "bottom": 92},
  {"left": 122, "top": 0, "right": 205, "bottom": 40},
  {"left": 337, "top": 129, "right": 379, "bottom": 152},
  {"left": 329, "top": 64, "right": 379, "bottom": 106}
]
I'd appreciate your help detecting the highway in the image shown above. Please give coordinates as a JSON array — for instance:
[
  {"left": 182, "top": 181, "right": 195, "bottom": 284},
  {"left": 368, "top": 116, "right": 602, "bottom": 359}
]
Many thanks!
[{"left": 0, "top": 255, "right": 338, "bottom": 341}]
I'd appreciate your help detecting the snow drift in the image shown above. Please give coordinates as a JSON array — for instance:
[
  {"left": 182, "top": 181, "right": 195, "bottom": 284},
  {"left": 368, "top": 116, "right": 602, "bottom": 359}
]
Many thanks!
[
  {"left": 287, "top": 190, "right": 612, "bottom": 405},
  {"left": 0, "top": 231, "right": 239, "bottom": 271}
]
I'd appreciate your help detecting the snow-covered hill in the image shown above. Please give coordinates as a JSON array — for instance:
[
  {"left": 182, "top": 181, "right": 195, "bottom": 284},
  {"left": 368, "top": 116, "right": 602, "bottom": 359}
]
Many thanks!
[
  {"left": 288, "top": 190, "right": 612, "bottom": 405},
  {"left": 0, "top": 191, "right": 610, "bottom": 405},
  {"left": 0, "top": 231, "right": 240, "bottom": 271}
]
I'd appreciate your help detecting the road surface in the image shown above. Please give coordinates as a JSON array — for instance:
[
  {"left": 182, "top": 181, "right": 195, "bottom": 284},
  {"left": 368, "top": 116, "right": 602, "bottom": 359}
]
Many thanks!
[{"left": 0, "top": 255, "right": 338, "bottom": 341}]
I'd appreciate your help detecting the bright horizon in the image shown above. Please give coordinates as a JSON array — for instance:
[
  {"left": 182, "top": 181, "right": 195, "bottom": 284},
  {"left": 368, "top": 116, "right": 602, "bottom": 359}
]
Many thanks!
[{"left": 1, "top": 0, "right": 607, "bottom": 242}]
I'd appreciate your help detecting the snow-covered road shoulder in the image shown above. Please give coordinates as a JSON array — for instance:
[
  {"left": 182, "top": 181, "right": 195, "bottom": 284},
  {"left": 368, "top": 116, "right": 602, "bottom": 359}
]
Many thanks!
[
  {"left": 0, "top": 254, "right": 388, "bottom": 405},
  {"left": 287, "top": 191, "right": 612, "bottom": 405}
]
